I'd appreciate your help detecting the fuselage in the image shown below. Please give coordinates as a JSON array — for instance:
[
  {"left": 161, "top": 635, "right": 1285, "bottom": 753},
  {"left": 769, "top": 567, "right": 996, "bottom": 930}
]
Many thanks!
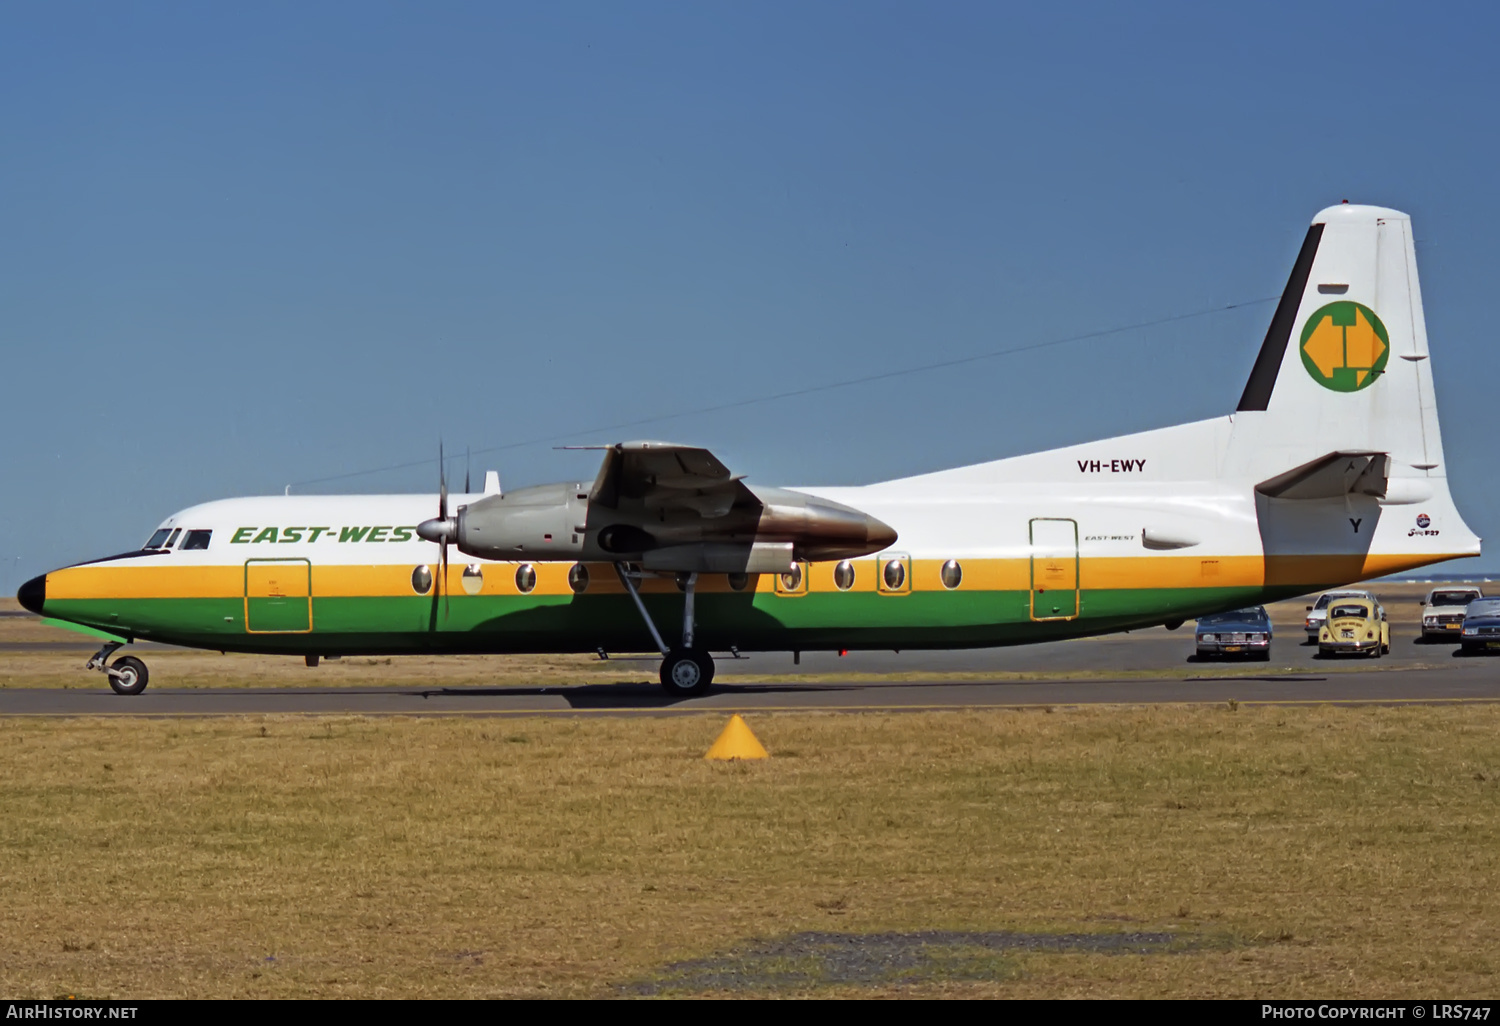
[{"left": 21, "top": 416, "right": 1477, "bottom": 658}]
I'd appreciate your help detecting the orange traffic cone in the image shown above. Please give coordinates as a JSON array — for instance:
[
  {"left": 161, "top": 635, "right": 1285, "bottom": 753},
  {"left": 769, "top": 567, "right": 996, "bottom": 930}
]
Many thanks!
[{"left": 704, "top": 714, "right": 769, "bottom": 760}]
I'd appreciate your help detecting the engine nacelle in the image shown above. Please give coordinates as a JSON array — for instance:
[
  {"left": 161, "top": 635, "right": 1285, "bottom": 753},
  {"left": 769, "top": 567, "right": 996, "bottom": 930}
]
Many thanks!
[
  {"left": 454, "top": 483, "right": 588, "bottom": 559},
  {"left": 432, "top": 478, "right": 896, "bottom": 568}
]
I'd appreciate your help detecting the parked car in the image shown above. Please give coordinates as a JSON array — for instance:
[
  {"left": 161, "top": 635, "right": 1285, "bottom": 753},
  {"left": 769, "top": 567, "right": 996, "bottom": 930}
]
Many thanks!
[
  {"left": 1195, "top": 607, "right": 1272, "bottom": 660},
  {"left": 1458, "top": 597, "right": 1500, "bottom": 655},
  {"left": 1317, "top": 597, "right": 1390, "bottom": 657},
  {"left": 1305, "top": 589, "right": 1377, "bottom": 639},
  {"left": 1421, "top": 587, "right": 1484, "bottom": 641}
]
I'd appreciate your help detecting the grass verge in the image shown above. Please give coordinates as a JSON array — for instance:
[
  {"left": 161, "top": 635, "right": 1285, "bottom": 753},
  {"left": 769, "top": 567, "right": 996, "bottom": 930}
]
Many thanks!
[{"left": 1, "top": 704, "right": 1497, "bottom": 997}]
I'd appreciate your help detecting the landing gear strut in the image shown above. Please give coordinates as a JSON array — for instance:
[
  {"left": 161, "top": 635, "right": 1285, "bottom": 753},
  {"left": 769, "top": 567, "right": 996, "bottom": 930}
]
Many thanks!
[
  {"left": 614, "top": 564, "right": 716, "bottom": 697},
  {"left": 87, "top": 642, "right": 150, "bottom": 695}
]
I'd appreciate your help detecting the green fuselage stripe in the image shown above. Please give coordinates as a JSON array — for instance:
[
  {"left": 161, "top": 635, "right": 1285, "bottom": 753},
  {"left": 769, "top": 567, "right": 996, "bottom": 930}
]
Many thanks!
[{"left": 44, "top": 586, "right": 1312, "bottom": 656}]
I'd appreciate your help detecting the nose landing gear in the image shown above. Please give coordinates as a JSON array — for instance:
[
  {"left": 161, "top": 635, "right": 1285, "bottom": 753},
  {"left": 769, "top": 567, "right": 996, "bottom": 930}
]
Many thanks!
[{"left": 86, "top": 642, "right": 150, "bottom": 695}]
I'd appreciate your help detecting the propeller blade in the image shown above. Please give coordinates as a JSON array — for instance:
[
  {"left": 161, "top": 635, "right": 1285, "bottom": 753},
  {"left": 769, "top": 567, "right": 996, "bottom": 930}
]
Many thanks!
[
  {"left": 439, "top": 441, "right": 449, "bottom": 618},
  {"left": 465, "top": 445, "right": 471, "bottom": 495},
  {"left": 419, "top": 441, "right": 453, "bottom": 624}
]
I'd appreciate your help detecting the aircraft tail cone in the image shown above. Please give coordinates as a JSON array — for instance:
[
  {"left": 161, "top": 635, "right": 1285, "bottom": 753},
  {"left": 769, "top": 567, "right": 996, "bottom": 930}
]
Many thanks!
[{"left": 704, "top": 714, "right": 769, "bottom": 761}]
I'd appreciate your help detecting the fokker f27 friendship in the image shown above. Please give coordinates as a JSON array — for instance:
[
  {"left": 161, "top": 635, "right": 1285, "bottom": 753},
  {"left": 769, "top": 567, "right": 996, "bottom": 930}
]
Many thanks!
[{"left": 18, "top": 204, "right": 1480, "bottom": 696}]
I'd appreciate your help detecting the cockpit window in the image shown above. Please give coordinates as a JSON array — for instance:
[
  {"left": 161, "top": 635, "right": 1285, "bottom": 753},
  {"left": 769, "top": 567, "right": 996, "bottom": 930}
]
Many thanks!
[
  {"left": 166, "top": 528, "right": 182, "bottom": 548},
  {"left": 144, "top": 529, "right": 172, "bottom": 550},
  {"left": 180, "top": 530, "right": 213, "bottom": 551}
]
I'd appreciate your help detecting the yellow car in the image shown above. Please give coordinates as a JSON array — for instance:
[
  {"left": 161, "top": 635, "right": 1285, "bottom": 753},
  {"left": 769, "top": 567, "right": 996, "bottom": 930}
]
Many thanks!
[{"left": 1317, "top": 598, "right": 1390, "bottom": 658}]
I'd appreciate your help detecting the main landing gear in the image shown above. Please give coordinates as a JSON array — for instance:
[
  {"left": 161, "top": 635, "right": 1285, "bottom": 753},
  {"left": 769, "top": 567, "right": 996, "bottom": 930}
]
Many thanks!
[
  {"left": 615, "top": 564, "right": 716, "bottom": 697},
  {"left": 87, "top": 642, "right": 150, "bottom": 695}
]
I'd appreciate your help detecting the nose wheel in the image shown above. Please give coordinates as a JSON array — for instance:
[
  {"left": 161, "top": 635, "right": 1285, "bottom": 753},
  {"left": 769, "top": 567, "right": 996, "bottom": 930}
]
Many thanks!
[
  {"left": 86, "top": 642, "right": 150, "bottom": 695},
  {"left": 108, "top": 656, "right": 149, "bottom": 695}
]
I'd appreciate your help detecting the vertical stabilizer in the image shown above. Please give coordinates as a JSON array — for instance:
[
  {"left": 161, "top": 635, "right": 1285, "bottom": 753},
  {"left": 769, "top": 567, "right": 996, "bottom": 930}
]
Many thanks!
[
  {"left": 1225, "top": 204, "right": 1445, "bottom": 481},
  {"left": 1228, "top": 203, "right": 1478, "bottom": 579}
]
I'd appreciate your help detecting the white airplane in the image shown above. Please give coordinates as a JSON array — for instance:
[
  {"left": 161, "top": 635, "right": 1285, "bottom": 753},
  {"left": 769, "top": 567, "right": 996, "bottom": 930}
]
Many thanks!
[{"left": 19, "top": 203, "right": 1479, "bottom": 696}]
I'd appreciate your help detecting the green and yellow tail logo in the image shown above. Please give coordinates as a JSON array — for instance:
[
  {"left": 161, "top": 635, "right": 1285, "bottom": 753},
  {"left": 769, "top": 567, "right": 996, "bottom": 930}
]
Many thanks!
[{"left": 1299, "top": 301, "right": 1389, "bottom": 392}]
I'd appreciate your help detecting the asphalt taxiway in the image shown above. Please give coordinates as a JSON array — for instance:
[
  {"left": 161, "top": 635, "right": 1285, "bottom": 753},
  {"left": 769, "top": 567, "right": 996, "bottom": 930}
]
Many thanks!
[
  {"left": 2, "top": 645, "right": 1495, "bottom": 717},
  {"left": 3, "top": 592, "right": 1494, "bottom": 716}
]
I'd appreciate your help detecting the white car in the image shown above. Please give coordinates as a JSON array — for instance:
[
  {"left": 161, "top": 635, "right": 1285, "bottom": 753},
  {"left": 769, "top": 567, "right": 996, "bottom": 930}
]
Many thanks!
[
  {"left": 1304, "top": 590, "right": 1377, "bottom": 639},
  {"left": 1421, "top": 587, "right": 1483, "bottom": 641}
]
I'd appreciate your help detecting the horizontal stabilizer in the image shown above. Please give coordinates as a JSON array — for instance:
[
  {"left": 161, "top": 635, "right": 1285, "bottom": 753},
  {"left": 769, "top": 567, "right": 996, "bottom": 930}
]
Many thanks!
[{"left": 1255, "top": 451, "right": 1389, "bottom": 501}]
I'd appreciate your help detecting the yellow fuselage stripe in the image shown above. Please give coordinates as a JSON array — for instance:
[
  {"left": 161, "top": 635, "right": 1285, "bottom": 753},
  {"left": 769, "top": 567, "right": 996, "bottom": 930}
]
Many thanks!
[{"left": 43, "top": 552, "right": 1459, "bottom": 602}]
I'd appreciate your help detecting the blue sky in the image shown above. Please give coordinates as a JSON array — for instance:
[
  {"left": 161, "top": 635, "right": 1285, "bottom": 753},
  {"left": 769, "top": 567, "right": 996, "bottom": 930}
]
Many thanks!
[{"left": 3, "top": 2, "right": 1499, "bottom": 588}]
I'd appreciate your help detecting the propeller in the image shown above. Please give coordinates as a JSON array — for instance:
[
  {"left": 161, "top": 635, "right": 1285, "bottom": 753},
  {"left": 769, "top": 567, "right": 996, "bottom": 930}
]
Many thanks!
[{"left": 416, "top": 442, "right": 455, "bottom": 620}]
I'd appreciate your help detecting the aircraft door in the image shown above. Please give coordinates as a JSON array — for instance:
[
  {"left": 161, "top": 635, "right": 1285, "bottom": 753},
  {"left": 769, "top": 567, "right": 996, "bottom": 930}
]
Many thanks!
[
  {"left": 1029, "top": 518, "right": 1078, "bottom": 621},
  {"left": 244, "top": 558, "right": 313, "bottom": 633}
]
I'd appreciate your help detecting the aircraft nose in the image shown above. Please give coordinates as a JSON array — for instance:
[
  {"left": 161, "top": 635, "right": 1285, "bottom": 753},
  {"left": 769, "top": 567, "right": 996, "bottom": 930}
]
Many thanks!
[{"left": 17, "top": 574, "right": 46, "bottom": 615}]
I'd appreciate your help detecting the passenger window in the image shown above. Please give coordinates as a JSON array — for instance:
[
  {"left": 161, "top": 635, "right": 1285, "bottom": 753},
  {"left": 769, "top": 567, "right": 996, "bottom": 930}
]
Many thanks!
[
  {"left": 879, "top": 556, "right": 911, "bottom": 594},
  {"left": 180, "top": 530, "right": 212, "bottom": 550},
  {"left": 515, "top": 564, "right": 537, "bottom": 594},
  {"left": 833, "top": 560, "right": 855, "bottom": 591},
  {"left": 940, "top": 559, "right": 962, "bottom": 589},
  {"left": 568, "top": 563, "right": 589, "bottom": 594},
  {"left": 462, "top": 564, "right": 484, "bottom": 595},
  {"left": 411, "top": 565, "right": 433, "bottom": 595},
  {"left": 883, "top": 560, "right": 906, "bottom": 591},
  {"left": 775, "top": 563, "right": 807, "bottom": 595}
]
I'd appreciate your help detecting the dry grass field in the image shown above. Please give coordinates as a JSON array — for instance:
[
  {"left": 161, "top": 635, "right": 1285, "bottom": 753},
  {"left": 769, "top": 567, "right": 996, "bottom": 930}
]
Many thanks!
[{"left": 1, "top": 704, "right": 1497, "bottom": 998}]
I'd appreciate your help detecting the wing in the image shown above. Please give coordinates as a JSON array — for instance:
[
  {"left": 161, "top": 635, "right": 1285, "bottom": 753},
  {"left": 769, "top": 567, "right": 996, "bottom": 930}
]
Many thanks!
[{"left": 587, "top": 441, "right": 757, "bottom": 519}]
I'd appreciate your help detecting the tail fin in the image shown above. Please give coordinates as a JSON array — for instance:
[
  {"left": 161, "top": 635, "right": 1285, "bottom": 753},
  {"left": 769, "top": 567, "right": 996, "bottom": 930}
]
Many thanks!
[
  {"left": 1227, "top": 204, "right": 1443, "bottom": 478},
  {"left": 1232, "top": 203, "right": 1479, "bottom": 578}
]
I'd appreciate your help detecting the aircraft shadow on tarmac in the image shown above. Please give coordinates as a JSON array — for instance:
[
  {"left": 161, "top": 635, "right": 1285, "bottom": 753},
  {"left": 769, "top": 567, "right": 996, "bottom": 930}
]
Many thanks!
[
  {"left": 1182, "top": 675, "right": 1328, "bottom": 684},
  {"left": 414, "top": 680, "right": 863, "bottom": 709},
  {"left": 414, "top": 672, "right": 1343, "bottom": 706}
]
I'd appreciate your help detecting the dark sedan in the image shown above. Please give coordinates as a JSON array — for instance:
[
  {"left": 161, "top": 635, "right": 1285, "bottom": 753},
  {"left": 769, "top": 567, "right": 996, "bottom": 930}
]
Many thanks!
[
  {"left": 1195, "top": 607, "right": 1273, "bottom": 660},
  {"left": 1459, "top": 598, "right": 1500, "bottom": 655}
]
